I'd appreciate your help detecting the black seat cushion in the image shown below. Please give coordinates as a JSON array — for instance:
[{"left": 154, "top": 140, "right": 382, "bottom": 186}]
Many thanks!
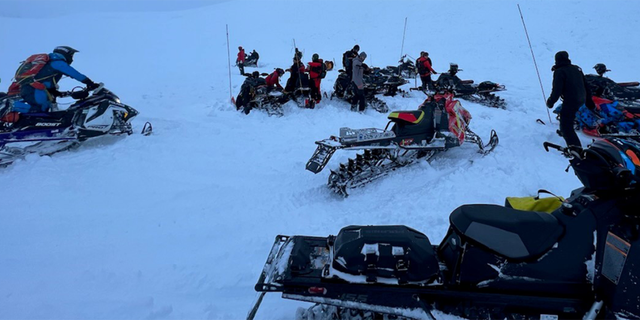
[{"left": 450, "top": 204, "right": 564, "bottom": 260}]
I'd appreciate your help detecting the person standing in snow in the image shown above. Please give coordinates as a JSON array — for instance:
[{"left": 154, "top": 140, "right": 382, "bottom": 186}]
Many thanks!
[
  {"left": 351, "top": 51, "right": 367, "bottom": 112},
  {"left": 416, "top": 51, "right": 437, "bottom": 91},
  {"left": 307, "top": 53, "right": 325, "bottom": 104},
  {"left": 284, "top": 56, "right": 307, "bottom": 94},
  {"left": 236, "top": 46, "right": 246, "bottom": 75},
  {"left": 342, "top": 45, "right": 359, "bottom": 81},
  {"left": 546, "top": 51, "right": 596, "bottom": 148}
]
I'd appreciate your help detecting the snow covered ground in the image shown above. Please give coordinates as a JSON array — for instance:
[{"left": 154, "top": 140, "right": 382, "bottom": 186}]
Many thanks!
[{"left": 1, "top": 0, "right": 639, "bottom": 319}]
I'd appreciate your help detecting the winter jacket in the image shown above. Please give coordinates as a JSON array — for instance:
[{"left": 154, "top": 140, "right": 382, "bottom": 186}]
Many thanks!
[
  {"left": 416, "top": 57, "right": 436, "bottom": 76},
  {"left": 237, "top": 49, "right": 245, "bottom": 64},
  {"left": 548, "top": 61, "right": 594, "bottom": 108},
  {"left": 265, "top": 71, "right": 283, "bottom": 89},
  {"left": 352, "top": 57, "right": 365, "bottom": 89},
  {"left": 33, "top": 52, "right": 88, "bottom": 90},
  {"left": 308, "top": 60, "right": 324, "bottom": 80}
]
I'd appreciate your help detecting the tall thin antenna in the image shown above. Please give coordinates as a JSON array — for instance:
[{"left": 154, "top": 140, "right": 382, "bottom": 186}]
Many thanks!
[
  {"left": 517, "top": 4, "right": 552, "bottom": 124},
  {"left": 226, "top": 24, "right": 234, "bottom": 106},
  {"left": 399, "top": 17, "right": 408, "bottom": 61}
]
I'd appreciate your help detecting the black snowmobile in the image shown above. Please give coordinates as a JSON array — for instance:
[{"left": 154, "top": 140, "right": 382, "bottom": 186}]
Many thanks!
[
  {"left": 370, "top": 67, "right": 410, "bottom": 97},
  {"left": 586, "top": 64, "right": 640, "bottom": 109},
  {"left": 384, "top": 55, "right": 418, "bottom": 79},
  {"left": 249, "top": 137, "right": 640, "bottom": 320},
  {"left": 0, "top": 84, "right": 151, "bottom": 166},
  {"left": 306, "top": 91, "right": 498, "bottom": 196},
  {"left": 434, "top": 64, "right": 506, "bottom": 109},
  {"left": 331, "top": 70, "right": 389, "bottom": 113},
  {"left": 244, "top": 50, "right": 260, "bottom": 67},
  {"left": 235, "top": 73, "right": 283, "bottom": 117}
]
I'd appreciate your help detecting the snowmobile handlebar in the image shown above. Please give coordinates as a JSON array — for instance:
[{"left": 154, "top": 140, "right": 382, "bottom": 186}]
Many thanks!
[
  {"left": 59, "top": 83, "right": 106, "bottom": 100},
  {"left": 543, "top": 141, "right": 584, "bottom": 159}
]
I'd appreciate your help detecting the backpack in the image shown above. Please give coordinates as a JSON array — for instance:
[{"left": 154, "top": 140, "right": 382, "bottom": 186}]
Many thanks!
[
  {"left": 319, "top": 59, "right": 327, "bottom": 79},
  {"left": 15, "top": 54, "right": 50, "bottom": 85},
  {"left": 416, "top": 58, "right": 427, "bottom": 75}
]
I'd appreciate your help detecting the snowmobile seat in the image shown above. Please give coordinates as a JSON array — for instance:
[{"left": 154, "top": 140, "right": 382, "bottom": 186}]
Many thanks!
[
  {"left": 388, "top": 110, "right": 424, "bottom": 125},
  {"left": 450, "top": 204, "right": 564, "bottom": 261},
  {"left": 332, "top": 225, "right": 439, "bottom": 283}
]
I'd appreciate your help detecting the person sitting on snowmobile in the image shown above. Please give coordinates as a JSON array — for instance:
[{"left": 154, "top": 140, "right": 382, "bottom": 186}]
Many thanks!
[
  {"left": 265, "top": 68, "right": 285, "bottom": 91},
  {"left": 435, "top": 63, "right": 474, "bottom": 95},
  {"left": 308, "top": 53, "right": 325, "bottom": 104},
  {"left": 15, "top": 46, "right": 99, "bottom": 113},
  {"left": 342, "top": 45, "right": 359, "bottom": 80},
  {"left": 416, "top": 51, "right": 437, "bottom": 91},
  {"left": 351, "top": 52, "right": 367, "bottom": 112},
  {"left": 235, "top": 71, "right": 266, "bottom": 114}
]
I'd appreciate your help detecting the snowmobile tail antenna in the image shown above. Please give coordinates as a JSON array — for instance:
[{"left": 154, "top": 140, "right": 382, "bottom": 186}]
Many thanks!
[
  {"left": 399, "top": 17, "right": 408, "bottom": 63},
  {"left": 517, "top": 4, "right": 553, "bottom": 124},
  {"left": 292, "top": 39, "right": 304, "bottom": 91},
  {"left": 226, "top": 24, "right": 233, "bottom": 106}
]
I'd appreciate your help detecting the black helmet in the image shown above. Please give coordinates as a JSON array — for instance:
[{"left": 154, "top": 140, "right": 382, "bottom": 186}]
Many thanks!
[
  {"left": 449, "top": 63, "right": 459, "bottom": 73},
  {"left": 252, "top": 71, "right": 260, "bottom": 78},
  {"left": 53, "top": 46, "right": 79, "bottom": 64},
  {"left": 353, "top": 45, "right": 360, "bottom": 52},
  {"left": 312, "top": 53, "right": 319, "bottom": 62},
  {"left": 593, "top": 63, "right": 610, "bottom": 75},
  {"left": 276, "top": 68, "right": 284, "bottom": 75}
]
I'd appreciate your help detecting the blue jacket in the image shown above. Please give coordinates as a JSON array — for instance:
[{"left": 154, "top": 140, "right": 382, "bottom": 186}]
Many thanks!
[{"left": 35, "top": 52, "right": 88, "bottom": 89}]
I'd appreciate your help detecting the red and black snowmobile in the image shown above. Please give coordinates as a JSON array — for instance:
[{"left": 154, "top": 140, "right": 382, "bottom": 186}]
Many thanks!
[{"left": 306, "top": 91, "right": 498, "bottom": 196}]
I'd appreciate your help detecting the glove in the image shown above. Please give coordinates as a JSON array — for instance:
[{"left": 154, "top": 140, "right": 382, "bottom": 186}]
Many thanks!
[
  {"left": 70, "top": 90, "right": 89, "bottom": 100},
  {"left": 82, "top": 78, "right": 100, "bottom": 90},
  {"left": 546, "top": 99, "right": 554, "bottom": 109},
  {"left": 433, "top": 71, "right": 438, "bottom": 75}
]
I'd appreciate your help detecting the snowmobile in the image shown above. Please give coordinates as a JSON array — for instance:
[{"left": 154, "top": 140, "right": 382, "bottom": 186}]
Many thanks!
[
  {"left": 369, "top": 67, "right": 410, "bottom": 97},
  {"left": 0, "top": 84, "right": 151, "bottom": 166},
  {"left": 553, "top": 96, "right": 640, "bottom": 141},
  {"left": 331, "top": 70, "right": 389, "bottom": 113},
  {"left": 384, "top": 55, "right": 418, "bottom": 79},
  {"left": 434, "top": 65, "right": 506, "bottom": 109},
  {"left": 235, "top": 74, "right": 284, "bottom": 117},
  {"left": 585, "top": 64, "right": 640, "bottom": 109},
  {"left": 307, "top": 91, "right": 498, "bottom": 196},
  {"left": 586, "top": 74, "right": 640, "bottom": 108},
  {"left": 241, "top": 49, "right": 259, "bottom": 67},
  {"left": 249, "top": 137, "right": 640, "bottom": 320}
]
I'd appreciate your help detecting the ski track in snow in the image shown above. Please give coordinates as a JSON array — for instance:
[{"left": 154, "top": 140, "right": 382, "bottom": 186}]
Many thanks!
[{"left": 1, "top": 1, "right": 639, "bottom": 319}]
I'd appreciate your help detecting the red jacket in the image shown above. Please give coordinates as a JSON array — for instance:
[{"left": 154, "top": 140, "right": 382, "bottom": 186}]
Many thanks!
[
  {"left": 308, "top": 60, "right": 324, "bottom": 79},
  {"left": 237, "top": 49, "right": 245, "bottom": 63},
  {"left": 265, "top": 71, "right": 283, "bottom": 89},
  {"left": 417, "top": 57, "right": 436, "bottom": 76}
]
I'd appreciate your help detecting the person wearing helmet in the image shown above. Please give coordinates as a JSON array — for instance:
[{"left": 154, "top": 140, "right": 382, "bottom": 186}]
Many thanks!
[
  {"left": 593, "top": 63, "right": 610, "bottom": 77},
  {"left": 416, "top": 51, "right": 437, "bottom": 91},
  {"left": 351, "top": 52, "right": 367, "bottom": 112},
  {"left": 17, "top": 46, "right": 98, "bottom": 113},
  {"left": 307, "top": 53, "right": 325, "bottom": 104},
  {"left": 236, "top": 46, "right": 246, "bottom": 75},
  {"left": 265, "top": 68, "right": 285, "bottom": 91},
  {"left": 435, "top": 63, "right": 473, "bottom": 94},
  {"left": 546, "top": 51, "right": 596, "bottom": 148}
]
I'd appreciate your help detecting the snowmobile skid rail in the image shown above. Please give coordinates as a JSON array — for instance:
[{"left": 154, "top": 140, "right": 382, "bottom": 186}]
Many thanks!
[
  {"left": 306, "top": 128, "right": 498, "bottom": 197},
  {"left": 249, "top": 235, "right": 592, "bottom": 320}
]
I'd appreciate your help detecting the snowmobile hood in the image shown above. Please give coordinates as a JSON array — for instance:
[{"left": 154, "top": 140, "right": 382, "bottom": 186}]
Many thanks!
[{"left": 388, "top": 110, "right": 424, "bottom": 124}]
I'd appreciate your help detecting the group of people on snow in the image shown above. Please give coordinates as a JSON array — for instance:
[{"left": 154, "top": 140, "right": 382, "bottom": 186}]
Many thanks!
[{"left": 1, "top": 44, "right": 633, "bottom": 151}]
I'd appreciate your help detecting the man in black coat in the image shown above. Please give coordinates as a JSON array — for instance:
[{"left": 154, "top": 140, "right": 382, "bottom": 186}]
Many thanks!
[{"left": 546, "top": 51, "right": 595, "bottom": 148}]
